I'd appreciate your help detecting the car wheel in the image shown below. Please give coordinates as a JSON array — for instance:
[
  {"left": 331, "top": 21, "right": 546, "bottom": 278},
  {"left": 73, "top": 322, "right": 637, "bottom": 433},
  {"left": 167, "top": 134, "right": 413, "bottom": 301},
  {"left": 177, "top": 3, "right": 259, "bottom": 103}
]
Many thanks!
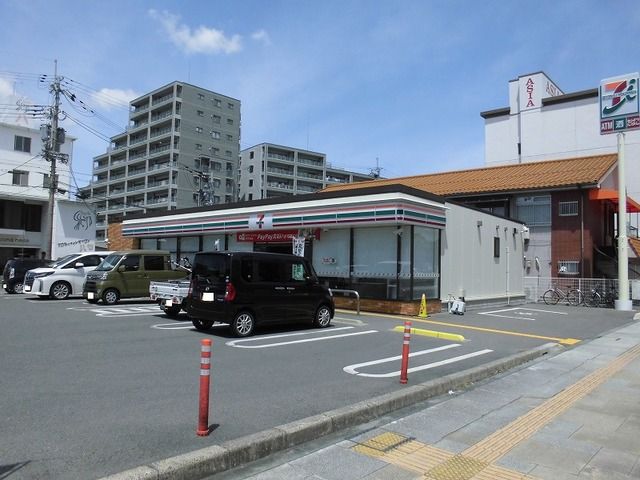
[
  {"left": 50, "top": 281, "right": 71, "bottom": 300},
  {"left": 314, "top": 305, "right": 332, "bottom": 328},
  {"left": 163, "top": 305, "right": 182, "bottom": 317},
  {"left": 103, "top": 288, "right": 120, "bottom": 305},
  {"left": 13, "top": 282, "right": 24, "bottom": 294},
  {"left": 191, "top": 317, "right": 214, "bottom": 331},
  {"left": 231, "top": 311, "right": 255, "bottom": 337}
]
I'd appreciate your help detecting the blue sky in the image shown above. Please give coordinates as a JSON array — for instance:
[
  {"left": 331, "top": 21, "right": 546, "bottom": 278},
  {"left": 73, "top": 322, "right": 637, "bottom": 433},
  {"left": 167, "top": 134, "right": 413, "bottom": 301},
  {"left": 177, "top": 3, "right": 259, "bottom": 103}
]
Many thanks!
[{"left": 2, "top": 0, "right": 640, "bottom": 189}]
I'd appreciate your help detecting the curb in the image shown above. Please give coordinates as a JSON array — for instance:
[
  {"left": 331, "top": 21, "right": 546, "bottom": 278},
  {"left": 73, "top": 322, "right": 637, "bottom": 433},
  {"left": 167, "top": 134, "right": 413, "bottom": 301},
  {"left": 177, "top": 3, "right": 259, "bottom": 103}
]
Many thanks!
[{"left": 100, "top": 342, "right": 562, "bottom": 480}]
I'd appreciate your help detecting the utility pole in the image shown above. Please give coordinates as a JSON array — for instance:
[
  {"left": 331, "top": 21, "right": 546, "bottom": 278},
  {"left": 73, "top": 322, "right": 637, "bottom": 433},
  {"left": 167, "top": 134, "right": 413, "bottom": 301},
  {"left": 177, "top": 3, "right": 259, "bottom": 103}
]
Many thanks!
[{"left": 45, "top": 61, "right": 63, "bottom": 258}]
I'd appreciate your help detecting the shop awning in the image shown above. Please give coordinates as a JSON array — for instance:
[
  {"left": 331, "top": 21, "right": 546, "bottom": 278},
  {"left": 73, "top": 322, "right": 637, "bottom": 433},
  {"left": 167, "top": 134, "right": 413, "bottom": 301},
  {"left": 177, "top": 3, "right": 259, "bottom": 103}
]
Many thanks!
[{"left": 589, "top": 189, "right": 640, "bottom": 213}]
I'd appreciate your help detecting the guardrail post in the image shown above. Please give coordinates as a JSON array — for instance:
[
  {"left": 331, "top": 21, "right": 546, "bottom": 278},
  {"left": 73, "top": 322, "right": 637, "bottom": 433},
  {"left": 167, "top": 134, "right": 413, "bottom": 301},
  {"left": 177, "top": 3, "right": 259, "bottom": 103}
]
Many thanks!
[
  {"left": 197, "top": 338, "right": 212, "bottom": 436},
  {"left": 400, "top": 320, "right": 412, "bottom": 384}
]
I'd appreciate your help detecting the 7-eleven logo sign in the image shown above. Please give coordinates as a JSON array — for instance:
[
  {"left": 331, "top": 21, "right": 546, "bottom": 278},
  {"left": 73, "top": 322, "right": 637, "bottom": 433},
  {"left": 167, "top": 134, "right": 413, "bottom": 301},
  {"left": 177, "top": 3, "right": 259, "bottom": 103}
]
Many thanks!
[
  {"left": 600, "top": 73, "right": 639, "bottom": 119},
  {"left": 249, "top": 213, "right": 273, "bottom": 230}
]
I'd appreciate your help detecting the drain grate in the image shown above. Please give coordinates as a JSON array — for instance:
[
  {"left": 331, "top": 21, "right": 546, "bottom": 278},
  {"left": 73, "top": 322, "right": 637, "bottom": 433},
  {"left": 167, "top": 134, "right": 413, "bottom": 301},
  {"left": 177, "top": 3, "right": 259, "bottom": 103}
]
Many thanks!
[{"left": 354, "top": 432, "right": 413, "bottom": 453}]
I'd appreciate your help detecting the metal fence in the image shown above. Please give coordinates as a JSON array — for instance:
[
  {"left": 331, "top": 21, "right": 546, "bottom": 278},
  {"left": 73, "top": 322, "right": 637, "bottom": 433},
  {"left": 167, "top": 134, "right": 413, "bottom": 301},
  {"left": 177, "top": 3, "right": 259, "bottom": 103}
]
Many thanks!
[{"left": 523, "top": 276, "right": 636, "bottom": 307}]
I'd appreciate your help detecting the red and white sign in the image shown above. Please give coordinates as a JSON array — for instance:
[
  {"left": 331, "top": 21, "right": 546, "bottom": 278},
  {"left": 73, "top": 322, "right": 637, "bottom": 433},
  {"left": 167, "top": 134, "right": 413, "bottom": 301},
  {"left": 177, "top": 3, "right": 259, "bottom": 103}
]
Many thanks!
[{"left": 236, "top": 230, "right": 299, "bottom": 243}]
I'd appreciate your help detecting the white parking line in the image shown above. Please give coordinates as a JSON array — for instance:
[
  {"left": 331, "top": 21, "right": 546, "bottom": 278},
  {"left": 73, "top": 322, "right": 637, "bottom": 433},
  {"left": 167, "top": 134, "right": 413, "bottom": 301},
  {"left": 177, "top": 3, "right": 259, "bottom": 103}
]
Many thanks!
[
  {"left": 343, "top": 346, "right": 493, "bottom": 378},
  {"left": 478, "top": 307, "right": 569, "bottom": 321},
  {"left": 226, "top": 326, "right": 378, "bottom": 348},
  {"left": 67, "top": 305, "right": 161, "bottom": 317},
  {"left": 152, "top": 321, "right": 199, "bottom": 330}
]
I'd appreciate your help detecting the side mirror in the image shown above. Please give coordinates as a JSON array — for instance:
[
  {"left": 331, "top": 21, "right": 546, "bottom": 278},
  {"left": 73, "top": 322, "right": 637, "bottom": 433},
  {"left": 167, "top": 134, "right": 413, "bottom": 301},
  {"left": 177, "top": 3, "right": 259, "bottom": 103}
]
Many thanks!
[
  {"left": 117, "top": 264, "right": 126, "bottom": 272},
  {"left": 75, "top": 262, "right": 85, "bottom": 268}
]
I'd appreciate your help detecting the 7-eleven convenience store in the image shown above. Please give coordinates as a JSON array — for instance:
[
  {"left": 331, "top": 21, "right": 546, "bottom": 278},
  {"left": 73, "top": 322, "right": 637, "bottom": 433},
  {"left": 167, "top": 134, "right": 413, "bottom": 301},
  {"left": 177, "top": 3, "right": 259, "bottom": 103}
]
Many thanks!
[{"left": 117, "top": 184, "right": 526, "bottom": 314}]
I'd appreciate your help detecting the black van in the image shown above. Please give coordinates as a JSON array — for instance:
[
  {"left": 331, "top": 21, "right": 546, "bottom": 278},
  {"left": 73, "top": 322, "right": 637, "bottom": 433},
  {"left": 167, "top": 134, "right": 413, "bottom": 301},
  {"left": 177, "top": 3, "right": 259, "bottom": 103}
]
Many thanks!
[
  {"left": 2, "top": 258, "right": 50, "bottom": 293},
  {"left": 187, "top": 251, "right": 334, "bottom": 337}
]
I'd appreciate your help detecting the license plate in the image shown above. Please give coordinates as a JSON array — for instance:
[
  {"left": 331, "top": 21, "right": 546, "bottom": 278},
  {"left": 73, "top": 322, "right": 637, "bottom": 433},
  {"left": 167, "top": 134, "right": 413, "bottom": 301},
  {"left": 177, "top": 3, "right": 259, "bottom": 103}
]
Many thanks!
[
  {"left": 24, "top": 285, "right": 31, "bottom": 292},
  {"left": 202, "top": 292, "right": 214, "bottom": 302},
  {"left": 165, "top": 299, "right": 173, "bottom": 307},
  {"left": 87, "top": 292, "right": 94, "bottom": 299}
]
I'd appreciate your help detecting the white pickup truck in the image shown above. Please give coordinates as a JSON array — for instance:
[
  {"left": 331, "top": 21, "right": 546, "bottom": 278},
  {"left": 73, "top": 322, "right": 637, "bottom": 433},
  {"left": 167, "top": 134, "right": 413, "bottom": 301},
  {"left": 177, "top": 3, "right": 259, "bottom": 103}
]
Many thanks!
[{"left": 149, "top": 259, "right": 191, "bottom": 317}]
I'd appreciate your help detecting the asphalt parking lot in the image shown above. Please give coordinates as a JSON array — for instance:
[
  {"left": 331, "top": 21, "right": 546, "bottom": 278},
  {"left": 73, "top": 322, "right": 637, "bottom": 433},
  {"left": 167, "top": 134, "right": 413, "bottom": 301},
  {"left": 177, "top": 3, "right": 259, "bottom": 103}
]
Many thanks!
[{"left": 0, "top": 292, "right": 635, "bottom": 479}]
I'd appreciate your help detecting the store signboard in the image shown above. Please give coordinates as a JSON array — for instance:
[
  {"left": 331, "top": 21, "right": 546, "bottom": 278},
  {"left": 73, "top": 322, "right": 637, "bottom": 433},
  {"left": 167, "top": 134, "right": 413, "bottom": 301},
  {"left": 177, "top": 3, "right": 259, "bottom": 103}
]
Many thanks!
[
  {"left": 236, "top": 230, "right": 298, "bottom": 243},
  {"left": 53, "top": 201, "right": 96, "bottom": 258},
  {"left": 600, "top": 73, "right": 640, "bottom": 134}
]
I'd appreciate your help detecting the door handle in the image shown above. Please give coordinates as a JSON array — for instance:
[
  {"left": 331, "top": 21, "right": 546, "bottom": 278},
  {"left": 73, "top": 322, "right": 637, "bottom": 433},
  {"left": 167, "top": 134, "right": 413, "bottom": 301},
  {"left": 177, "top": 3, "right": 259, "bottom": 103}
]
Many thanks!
[
  {"left": 286, "top": 287, "right": 295, "bottom": 291},
  {"left": 274, "top": 286, "right": 286, "bottom": 291}
]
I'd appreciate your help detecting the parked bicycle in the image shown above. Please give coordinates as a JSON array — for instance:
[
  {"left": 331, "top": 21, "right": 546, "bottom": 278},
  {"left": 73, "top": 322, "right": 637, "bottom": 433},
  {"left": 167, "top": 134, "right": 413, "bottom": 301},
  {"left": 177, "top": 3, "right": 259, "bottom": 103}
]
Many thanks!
[
  {"left": 542, "top": 286, "right": 584, "bottom": 306},
  {"left": 584, "top": 286, "right": 616, "bottom": 308}
]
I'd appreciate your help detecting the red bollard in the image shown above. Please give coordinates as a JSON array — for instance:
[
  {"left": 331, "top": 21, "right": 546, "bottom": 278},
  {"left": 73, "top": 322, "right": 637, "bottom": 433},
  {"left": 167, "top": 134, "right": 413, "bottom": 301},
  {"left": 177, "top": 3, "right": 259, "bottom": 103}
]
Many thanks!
[
  {"left": 197, "top": 338, "right": 212, "bottom": 436},
  {"left": 400, "top": 320, "right": 412, "bottom": 384}
]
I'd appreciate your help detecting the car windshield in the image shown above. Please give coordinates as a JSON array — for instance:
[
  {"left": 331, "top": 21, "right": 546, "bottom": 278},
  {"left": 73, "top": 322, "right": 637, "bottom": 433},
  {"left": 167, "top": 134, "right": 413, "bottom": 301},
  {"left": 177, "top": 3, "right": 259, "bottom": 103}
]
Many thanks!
[
  {"left": 50, "top": 254, "right": 81, "bottom": 268},
  {"left": 94, "top": 254, "right": 123, "bottom": 272}
]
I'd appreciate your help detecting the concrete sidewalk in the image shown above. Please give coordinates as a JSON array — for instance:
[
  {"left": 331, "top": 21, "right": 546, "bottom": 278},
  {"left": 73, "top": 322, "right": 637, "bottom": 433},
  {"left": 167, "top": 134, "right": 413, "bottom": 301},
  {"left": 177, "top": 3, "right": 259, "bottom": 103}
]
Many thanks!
[{"left": 224, "top": 320, "right": 640, "bottom": 480}]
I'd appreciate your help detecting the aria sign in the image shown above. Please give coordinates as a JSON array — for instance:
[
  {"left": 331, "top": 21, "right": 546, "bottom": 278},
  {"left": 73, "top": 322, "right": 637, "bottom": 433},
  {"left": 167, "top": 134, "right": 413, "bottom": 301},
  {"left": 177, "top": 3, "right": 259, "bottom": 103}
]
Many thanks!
[{"left": 600, "top": 73, "right": 640, "bottom": 134}]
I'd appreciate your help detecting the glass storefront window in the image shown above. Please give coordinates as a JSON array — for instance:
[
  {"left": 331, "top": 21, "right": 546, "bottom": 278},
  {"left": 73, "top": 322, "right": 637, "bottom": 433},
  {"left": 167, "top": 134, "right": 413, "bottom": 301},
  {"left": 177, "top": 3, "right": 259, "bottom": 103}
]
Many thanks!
[
  {"left": 179, "top": 236, "right": 199, "bottom": 266},
  {"left": 203, "top": 235, "right": 225, "bottom": 251},
  {"left": 413, "top": 227, "right": 439, "bottom": 299},
  {"left": 312, "top": 229, "right": 350, "bottom": 278}
]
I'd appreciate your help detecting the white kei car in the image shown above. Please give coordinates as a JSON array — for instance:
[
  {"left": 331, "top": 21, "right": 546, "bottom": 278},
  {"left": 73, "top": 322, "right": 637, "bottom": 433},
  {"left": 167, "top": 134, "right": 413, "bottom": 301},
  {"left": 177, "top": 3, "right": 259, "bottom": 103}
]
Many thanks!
[{"left": 23, "top": 251, "right": 113, "bottom": 300}]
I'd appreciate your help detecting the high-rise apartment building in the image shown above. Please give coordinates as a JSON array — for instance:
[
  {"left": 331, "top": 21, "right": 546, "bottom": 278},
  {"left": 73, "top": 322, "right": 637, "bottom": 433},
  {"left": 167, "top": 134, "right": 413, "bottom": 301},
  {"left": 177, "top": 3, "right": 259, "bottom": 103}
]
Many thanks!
[
  {"left": 80, "top": 81, "right": 241, "bottom": 243},
  {"left": 238, "top": 143, "right": 376, "bottom": 201}
]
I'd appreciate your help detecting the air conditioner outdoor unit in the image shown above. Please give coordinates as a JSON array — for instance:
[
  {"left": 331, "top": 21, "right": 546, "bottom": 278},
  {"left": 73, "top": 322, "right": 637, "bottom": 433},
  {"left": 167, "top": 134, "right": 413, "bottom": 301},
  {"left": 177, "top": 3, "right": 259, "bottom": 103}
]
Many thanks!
[{"left": 522, "top": 226, "right": 530, "bottom": 241}]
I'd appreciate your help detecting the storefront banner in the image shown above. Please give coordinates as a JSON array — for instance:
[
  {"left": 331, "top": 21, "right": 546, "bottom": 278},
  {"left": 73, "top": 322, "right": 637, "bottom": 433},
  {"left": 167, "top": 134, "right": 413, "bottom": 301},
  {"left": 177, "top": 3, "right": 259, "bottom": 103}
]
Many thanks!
[
  {"left": 292, "top": 237, "right": 305, "bottom": 257},
  {"left": 236, "top": 230, "right": 299, "bottom": 243},
  {"left": 53, "top": 201, "right": 96, "bottom": 258}
]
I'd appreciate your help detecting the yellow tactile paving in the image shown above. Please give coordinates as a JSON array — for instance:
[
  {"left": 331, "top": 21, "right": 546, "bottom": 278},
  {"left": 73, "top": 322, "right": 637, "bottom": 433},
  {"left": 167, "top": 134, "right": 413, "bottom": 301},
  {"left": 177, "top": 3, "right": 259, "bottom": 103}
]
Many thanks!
[{"left": 353, "top": 343, "right": 640, "bottom": 480}]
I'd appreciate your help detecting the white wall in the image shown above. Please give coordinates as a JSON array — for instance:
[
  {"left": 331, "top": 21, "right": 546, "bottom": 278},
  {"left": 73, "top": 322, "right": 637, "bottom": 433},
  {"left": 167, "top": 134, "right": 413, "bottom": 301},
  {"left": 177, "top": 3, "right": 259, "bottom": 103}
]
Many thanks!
[
  {"left": 484, "top": 76, "right": 640, "bottom": 203},
  {"left": 441, "top": 203, "right": 524, "bottom": 303}
]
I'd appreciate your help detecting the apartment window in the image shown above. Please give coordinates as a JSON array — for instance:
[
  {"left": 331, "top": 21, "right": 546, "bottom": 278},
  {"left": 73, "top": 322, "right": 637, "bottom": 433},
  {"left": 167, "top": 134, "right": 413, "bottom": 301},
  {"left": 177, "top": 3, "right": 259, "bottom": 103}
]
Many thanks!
[
  {"left": 516, "top": 195, "right": 551, "bottom": 226},
  {"left": 195, "top": 143, "right": 203, "bottom": 150},
  {"left": 226, "top": 134, "right": 233, "bottom": 141},
  {"left": 213, "top": 98, "right": 222, "bottom": 107},
  {"left": 249, "top": 151, "right": 254, "bottom": 160},
  {"left": 226, "top": 162, "right": 233, "bottom": 172},
  {"left": 12, "top": 170, "right": 28, "bottom": 186},
  {"left": 249, "top": 165, "right": 254, "bottom": 173},
  {"left": 559, "top": 201, "right": 579, "bottom": 216},
  {"left": 14, "top": 135, "right": 31, "bottom": 153},
  {"left": 248, "top": 193, "right": 253, "bottom": 200},
  {"left": 212, "top": 115, "right": 221, "bottom": 124},
  {"left": 211, "top": 131, "right": 220, "bottom": 139},
  {"left": 493, "top": 237, "right": 500, "bottom": 258},
  {"left": 198, "top": 93, "right": 205, "bottom": 101},
  {"left": 226, "top": 118, "right": 233, "bottom": 125},
  {"left": 249, "top": 179, "right": 254, "bottom": 187},
  {"left": 225, "top": 150, "right": 232, "bottom": 157},
  {"left": 197, "top": 110, "right": 204, "bottom": 117},
  {"left": 227, "top": 102, "right": 234, "bottom": 110},
  {"left": 558, "top": 260, "right": 579, "bottom": 275},
  {"left": 212, "top": 147, "right": 220, "bottom": 156},
  {"left": 196, "top": 127, "right": 203, "bottom": 134}
]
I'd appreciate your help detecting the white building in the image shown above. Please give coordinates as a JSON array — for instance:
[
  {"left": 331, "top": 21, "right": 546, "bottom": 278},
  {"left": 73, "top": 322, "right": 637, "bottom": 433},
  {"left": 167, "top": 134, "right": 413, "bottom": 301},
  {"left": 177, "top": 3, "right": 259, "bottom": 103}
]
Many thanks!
[
  {"left": 482, "top": 71, "right": 640, "bottom": 206},
  {"left": 238, "top": 143, "right": 376, "bottom": 201},
  {"left": 0, "top": 122, "right": 75, "bottom": 264}
]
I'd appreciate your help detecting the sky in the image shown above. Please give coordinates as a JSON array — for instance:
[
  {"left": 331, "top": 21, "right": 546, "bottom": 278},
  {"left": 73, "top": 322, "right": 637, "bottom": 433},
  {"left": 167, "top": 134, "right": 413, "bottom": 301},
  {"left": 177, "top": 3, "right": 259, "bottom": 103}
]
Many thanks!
[{"left": 2, "top": 0, "right": 640, "bottom": 191}]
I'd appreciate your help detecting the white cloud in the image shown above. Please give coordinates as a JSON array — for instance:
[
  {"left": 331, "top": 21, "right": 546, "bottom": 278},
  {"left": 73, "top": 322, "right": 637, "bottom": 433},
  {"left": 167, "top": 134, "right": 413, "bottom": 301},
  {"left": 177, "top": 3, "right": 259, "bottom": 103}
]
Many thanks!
[
  {"left": 251, "top": 29, "right": 271, "bottom": 46},
  {"left": 149, "top": 9, "right": 242, "bottom": 54},
  {"left": 91, "top": 88, "right": 139, "bottom": 110}
]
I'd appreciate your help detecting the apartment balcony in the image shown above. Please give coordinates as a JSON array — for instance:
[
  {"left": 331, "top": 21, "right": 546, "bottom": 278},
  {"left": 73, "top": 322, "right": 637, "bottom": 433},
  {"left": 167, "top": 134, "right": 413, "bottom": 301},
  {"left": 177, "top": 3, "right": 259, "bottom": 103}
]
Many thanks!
[
  {"left": 127, "top": 120, "right": 148, "bottom": 132},
  {"left": 127, "top": 167, "right": 146, "bottom": 178},
  {"left": 296, "top": 184, "right": 318, "bottom": 193},
  {"left": 94, "top": 161, "right": 109, "bottom": 172},
  {"left": 126, "top": 183, "right": 146, "bottom": 192},
  {"left": 150, "top": 110, "right": 173, "bottom": 124},
  {"left": 149, "top": 127, "right": 173, "bottom": 140},
  {"left": 151, "top": 93, "right": 174, "bottom": 107},
  {"left": 147, "top": 196, "right": 169, "bottom": 205},
  {"left": 108, "top": 203, "right": 125, "bottom": 211},
  {"left": 109, "top": 188, "right": 125, "bottom": 197},
  {"left": 110, "top": 173, "right": 126, "bottom": 182},
  {"left": 266, "top": 181, "right": 294, "bottom": 191},
  {"left": 297, "top": 157, "right": 323, "bottom": 167},
  {"left": 131, "top": 102, "right": 149, "bottom": 114},
  {"left": 93, "top": 176, "right": 108, "bottom": 185},
  {"left": 148, "top": 162, "right": 172, "bottom": 172},
  {"left": 266, "top": 167, "right": 294, "bottom": 177},
  {"left": 267, "top": 152, "right": 294, "bottom": 163},
  {"left": 296, "top": 171, "right": 323, "bottom": 181},
  {"left": 129, "top": 135, "right": 148, "bottom": 146},
  {"left": 326, "top": 175, "right": 349, "bottom": 184},
  {"left": 149, "top": 144, "right": 171, "bottom": 158},
  {"left": 128, "top": 150, "right": 146, "bottom": 161}
]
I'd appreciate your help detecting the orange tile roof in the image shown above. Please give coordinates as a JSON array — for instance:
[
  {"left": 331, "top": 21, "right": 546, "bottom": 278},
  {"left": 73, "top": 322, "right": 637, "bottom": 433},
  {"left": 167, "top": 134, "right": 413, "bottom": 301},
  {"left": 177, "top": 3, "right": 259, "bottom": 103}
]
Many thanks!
[{"left": 323, "top": 154, "right": 617, "bottom": 196}]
